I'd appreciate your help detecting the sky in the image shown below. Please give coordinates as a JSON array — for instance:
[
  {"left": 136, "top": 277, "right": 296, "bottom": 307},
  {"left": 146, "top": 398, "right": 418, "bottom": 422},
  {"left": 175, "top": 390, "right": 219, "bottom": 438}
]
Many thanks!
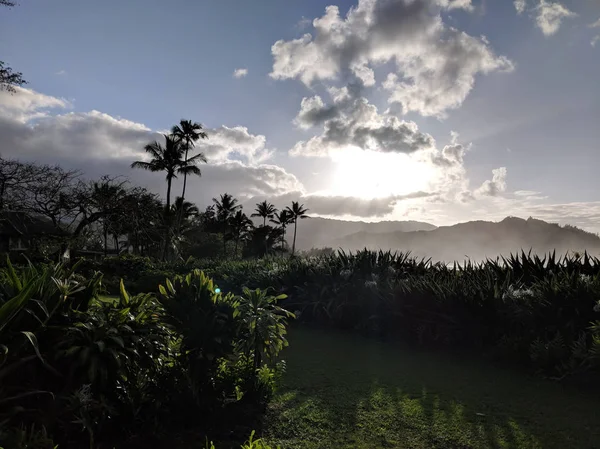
[{"left": 1, "top": 0, "right": 600, "bottom": 231}]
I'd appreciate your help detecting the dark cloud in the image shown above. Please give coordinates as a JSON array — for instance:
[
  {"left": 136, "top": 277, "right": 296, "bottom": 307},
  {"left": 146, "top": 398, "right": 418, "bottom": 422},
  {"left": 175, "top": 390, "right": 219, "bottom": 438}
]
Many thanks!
[
  {"left": 245, "top": 190, "right": 433, "bottom": 218},
  {"left": 291, "top": 92, "right": 435, "bottom": 157}
]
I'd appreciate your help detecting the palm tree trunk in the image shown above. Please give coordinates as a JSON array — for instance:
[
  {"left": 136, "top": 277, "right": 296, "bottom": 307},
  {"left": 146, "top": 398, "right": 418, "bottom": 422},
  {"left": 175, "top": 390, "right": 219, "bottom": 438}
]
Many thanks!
[
  {"left": 103, "top": 224, "right": 108, "bottom": 256},
  {"left": 178, "top": 147, "right": 189, "bottom": 232},
  {"left": 235, "top": 235, "right": 239, "bottom": 257},
  {"left": 222, "top": 221, "right": 227, "bottom": 258},
  {"left": 163, "top": 177, "right": 173, "bottom": 260},
  {"left": 166, "top": 176, "right": 172, "bottom": 211},
  {"left": 292, "top": 219, "right": 298, "bottom": 256}
]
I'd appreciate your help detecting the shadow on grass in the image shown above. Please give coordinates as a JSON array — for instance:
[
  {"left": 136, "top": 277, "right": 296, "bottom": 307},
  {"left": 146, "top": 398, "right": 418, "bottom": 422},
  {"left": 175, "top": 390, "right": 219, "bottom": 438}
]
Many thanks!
[{"left": 264, "top": 327, "right": 600, "bottom": 449}]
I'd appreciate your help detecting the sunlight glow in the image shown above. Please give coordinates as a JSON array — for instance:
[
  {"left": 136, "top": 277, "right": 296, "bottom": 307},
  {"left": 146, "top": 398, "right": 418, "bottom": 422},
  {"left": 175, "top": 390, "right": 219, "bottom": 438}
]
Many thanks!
[{"left": 329, "top": 148, "right": 435, "bottom": 199}]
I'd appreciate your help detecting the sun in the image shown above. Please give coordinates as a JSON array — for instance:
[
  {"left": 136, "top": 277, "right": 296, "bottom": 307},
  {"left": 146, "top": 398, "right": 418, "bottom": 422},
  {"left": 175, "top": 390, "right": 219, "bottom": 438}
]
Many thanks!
[{"left": 329, "top": 148, "right": 435, "bottom": 199}]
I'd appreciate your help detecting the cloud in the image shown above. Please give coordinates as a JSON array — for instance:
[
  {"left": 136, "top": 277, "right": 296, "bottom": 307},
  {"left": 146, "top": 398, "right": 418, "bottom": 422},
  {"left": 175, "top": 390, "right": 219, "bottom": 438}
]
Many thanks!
[
  {"left": 270, "top": 0, "right": 512, "bottom": 117},
  {"left": 291, "top": 89, "right": 435, "bottom": 157},
  {"left": 55, "top": 69, "right": 67, "bottom": 76},
  {"left": 439, "top": 0, "right": 473, "bottom": 11},
  {"left": 535, "top": 1, "right": 576, "bottom": 36},
  {"left": 476, "top": 167, "right": 508, "bottom": 197},
  {"left": 0, "top": 88, "right": 302, "bottom": 209},
  {"left": 590, "top": 18, "right": 600, "bottom": 46},
  {"left": 246, "top": 190, "right": 433, "bottom": 218},
  {"left": 233, "top": 68, "right": 248, "bottom": 78},
  {"left": 0, "top": 86, "right": 71, "bottom": 122},
  {"left": 296, "top": 16, "right": 313, "bottom": 30},
  {"left": 196, "top": 125, "right": 273, "bottom": 164},
  {"left": 430, "top": 132, "right": 467, "bottom": 168},
  {"left": 514, "top": 0, "right": 526, "bottom": 14}
]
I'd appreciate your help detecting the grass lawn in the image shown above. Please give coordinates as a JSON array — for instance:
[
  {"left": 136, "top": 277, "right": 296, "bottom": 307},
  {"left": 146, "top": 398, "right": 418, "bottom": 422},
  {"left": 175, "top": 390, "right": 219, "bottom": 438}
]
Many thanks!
[{"left": 263, "top": 327, "right": 600, "bottom": 449}]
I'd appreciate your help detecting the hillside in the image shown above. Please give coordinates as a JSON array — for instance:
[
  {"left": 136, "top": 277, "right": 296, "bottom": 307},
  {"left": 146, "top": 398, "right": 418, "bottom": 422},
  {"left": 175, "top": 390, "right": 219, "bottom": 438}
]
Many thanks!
[
  {"left": 326, "top": 217, "right": 600, "bottom": 262},
  {"left": 294, "top": 217, "right": 437, "bottom": 251}
]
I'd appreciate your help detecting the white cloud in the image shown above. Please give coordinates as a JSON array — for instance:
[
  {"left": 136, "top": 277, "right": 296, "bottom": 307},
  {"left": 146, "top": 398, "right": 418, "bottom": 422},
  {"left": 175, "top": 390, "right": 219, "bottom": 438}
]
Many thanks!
[
  {"left": 233, "top": 68, "right": 248, "bottom": 78},
  {"left": 296, "top": 16, "right": 313, "bottom": 30},
  {"left": 590, "top": 19, "right": 600, "bottom": 47},
  {"left": 535, "top": 0, "right": 576, "bottom": 36},
  {"left": 270, "top": 0, "right": 513, "bottom": 117},
  {"left": 514, "top": 0, "right": 526, "bottom": 14},
  {"left": 196, "top": 125, "right": 273, "bottom": 164},
  {"left": 55, "top": 69, "right": 67, "bottom": 76},
  {"left": 476, "top": 167, "right": 508, "bottom": 197},
  {"left": 0, "top": 86, "right": 71, "bottom": 122},
  {"left": 439, "top": 0, "right": 473, "bottom": 11}
]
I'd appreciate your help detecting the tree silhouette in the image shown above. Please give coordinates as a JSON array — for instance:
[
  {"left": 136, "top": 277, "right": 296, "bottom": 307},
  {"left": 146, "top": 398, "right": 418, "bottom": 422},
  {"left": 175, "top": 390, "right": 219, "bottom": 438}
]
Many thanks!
[
  {"left": 285, "top": 201, "right": 309, "bottom": 256},
  {"left": 90, "top": 177, "right": 128, "bottom": 255},
  {"left": 251, "top": 200, "right": 277, "bottom": 227},
  {"left": 131, "top": 134, "right": 186, "bottom": 259},
  {"left": 270, "top": 209, "right": 292, "bottom": 250},
  {"left": 212, "top": 193, "right": 242, "bottom": 257},
  {"left": 171, "top": 120, "right": 207, "bottom": 229},
  {"left": 228, "top": 210, "right": 253, "bottom": 256},
  {"left": 131, "top": 134, "right": 184, "bottom": 213}
]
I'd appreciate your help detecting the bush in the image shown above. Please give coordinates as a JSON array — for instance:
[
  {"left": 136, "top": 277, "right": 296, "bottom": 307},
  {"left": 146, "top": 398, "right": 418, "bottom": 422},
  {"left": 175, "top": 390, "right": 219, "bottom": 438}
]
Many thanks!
[{"left": 0, "top": 259, "right": 294, "bottom": 448}]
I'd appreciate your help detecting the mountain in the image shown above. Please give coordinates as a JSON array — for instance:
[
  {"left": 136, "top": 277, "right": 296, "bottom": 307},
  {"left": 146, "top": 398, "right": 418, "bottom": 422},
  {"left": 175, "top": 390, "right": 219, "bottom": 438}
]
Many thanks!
[
  {"left": 328, "top": 217, "right": 600, "bottom": 262},
  {"left": 293, "top": 217, "right": 437, "bottom": 251}
]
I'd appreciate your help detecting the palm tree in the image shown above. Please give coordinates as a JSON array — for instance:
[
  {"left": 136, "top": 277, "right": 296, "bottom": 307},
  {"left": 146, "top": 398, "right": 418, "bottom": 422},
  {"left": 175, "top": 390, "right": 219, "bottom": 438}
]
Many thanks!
[
  {"left": 270, "top": 210, "right": 292, "bottom": 250},
  {"left": 285, "top": 202, "right": 309, "bottom": 256},
  {"left": 131, "top": 134, "right": 184, "bottom": 212},
  {"left": 228, "top": 210, "right": 253, "bottom": 256},
  {"left": 212, "top": 193, "right": 242, "bottom": 257},
  {"left": 171, "top": 196, "right": 200, "bottom": 222},
  {"left": 90, "top": 178, "right": 127, "bottom": 255},
  {"left": 251, "top": 201, "right": 278, "bottom": 227},
  {"left": 171, "top": 120, "right": 208, "bottom": 228},
  {"left": 131, "top": 134, "right": 185, "bottom": 259}
]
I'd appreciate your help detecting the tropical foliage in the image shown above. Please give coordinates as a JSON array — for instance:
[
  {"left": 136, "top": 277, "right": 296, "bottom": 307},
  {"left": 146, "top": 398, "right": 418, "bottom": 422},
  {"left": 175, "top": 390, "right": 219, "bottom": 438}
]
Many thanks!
[{"left": 0, "top": 259, "right": 293, "bottom": 448}]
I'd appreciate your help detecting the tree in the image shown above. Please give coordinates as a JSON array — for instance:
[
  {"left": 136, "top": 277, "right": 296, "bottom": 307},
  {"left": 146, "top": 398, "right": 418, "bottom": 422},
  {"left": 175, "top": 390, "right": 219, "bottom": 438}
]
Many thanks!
[
  {"left": 243, "top": 225, "right": 285, "bottom": 258},
  {"left": 131, "top": 134, "right": 184, "bottom": 212},
  {"left": 228, "top": 210, "right": 253, "bottom": 256},
  {"left": 251, "top": 201, "right": 277, "bottom": 227},
  {"left": 285, "top": 202, "right": 309, "bottom": 256},
  {"left": 212, "top": 193, "right": 241, "bottom": 257},
  {"left": 0, "top": 61, "right": 25, "bottom": 93},
  {"left": 121, "top": 187, "right": 163, "bottom": 256},
  {"left": 90, "top": 176, "right": 128, "bottom": 255},
  {"left": 0, "top": 158, "right": 41, "bottom": 209},
  {"left": 270, "top": 210, "right": 292, "bottom": 250},
  {"left": 131, "top": 134, "right": 186, "bottom": 259},
  {"left": 171, "top": 120, "right": 208, "bottom": 229},
  {"left": 171, "top": 196, "right": 200, "bottom": 224},
  {"left": 1, "top": 1, "right": 27, "bottom": 92}
]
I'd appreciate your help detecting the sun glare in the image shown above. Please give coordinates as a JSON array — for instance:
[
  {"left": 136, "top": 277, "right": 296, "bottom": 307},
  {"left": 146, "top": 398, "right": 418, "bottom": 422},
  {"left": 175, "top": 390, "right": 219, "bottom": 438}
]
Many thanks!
[{"left": 329, "top": 148, "right": 434, "bottom": 199}]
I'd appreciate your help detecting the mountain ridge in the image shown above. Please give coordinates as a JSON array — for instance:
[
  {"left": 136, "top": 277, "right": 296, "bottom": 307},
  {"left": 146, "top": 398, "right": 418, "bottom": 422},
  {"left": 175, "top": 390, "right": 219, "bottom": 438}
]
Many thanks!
[{"left": 296, "top": 216, "right": 600, "bottom": 262}]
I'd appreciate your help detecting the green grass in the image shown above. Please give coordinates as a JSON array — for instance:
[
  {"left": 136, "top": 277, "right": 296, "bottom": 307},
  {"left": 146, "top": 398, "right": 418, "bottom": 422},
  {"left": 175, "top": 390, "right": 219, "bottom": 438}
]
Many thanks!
[{"left": 263, "top": 328, "right": 600, "bottom": 449}]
